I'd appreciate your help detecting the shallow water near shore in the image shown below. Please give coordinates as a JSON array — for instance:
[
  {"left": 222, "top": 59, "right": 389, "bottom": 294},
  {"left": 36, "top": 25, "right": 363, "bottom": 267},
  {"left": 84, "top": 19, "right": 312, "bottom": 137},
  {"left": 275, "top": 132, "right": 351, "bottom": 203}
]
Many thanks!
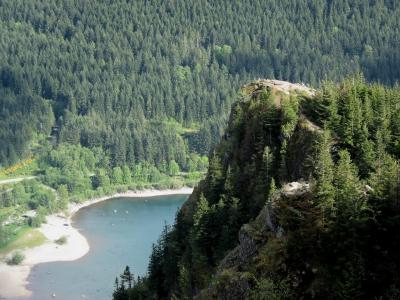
[{"left": 23, "top": 194, "right": 188, "bottom": 300}]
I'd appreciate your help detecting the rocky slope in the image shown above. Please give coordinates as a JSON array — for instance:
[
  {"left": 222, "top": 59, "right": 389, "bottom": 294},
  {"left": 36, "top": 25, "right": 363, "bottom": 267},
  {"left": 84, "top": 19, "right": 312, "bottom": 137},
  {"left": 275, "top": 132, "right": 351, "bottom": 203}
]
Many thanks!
[
  {"left": 125, "top": 78, "right": 400, "bottom": 300},
  {"left": 162, "top": 79, "right": 326, "bottom": 299}
]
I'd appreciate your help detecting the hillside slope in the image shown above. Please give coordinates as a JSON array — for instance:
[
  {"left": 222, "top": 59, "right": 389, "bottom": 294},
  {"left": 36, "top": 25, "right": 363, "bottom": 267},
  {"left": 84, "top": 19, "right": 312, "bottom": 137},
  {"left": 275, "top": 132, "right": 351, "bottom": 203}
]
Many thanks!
[
  {"left": 2, "top": 0, "right": 400, "bottom": 167},
  {"left": 116, "top": 78, "right": 400, "bottom": 300}
]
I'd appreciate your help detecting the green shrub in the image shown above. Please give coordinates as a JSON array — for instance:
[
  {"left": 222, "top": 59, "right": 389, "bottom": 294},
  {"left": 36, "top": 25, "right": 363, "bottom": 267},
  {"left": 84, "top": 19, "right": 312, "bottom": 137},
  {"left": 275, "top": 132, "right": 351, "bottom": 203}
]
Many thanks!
[
  {"left": 135, "top": 182, "right": 145, "bottom": 190},
  {"left": 55, "top": 235, "right": 67, "bottom": 245},
  {"left": 128, "top": 183, "right": 137, "bottom": 190},
  {"left": 116, "top": 185, "right": 128, "bottom": 193},
  {"left": 169, "top": 178, "right": 184, "bottom": 189},
  {"left": 249, "top": 278, "right": 293, "bottom": 300},
  {"left": 7, "top": 251, "right": 25, "bottom": 265},
  {"left": 28, "top": 207, "right": 47, "bottom": 227},
  {"left": 153, "top": 181, "right": 169, "bottom": 190}
]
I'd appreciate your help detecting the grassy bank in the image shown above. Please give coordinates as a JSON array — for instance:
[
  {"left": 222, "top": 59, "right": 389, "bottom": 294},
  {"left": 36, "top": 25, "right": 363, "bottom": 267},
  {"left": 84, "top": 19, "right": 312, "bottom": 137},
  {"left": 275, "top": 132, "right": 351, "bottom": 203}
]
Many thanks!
[{"left": 0, "top": 226, "right": 46, "bottom": 258}]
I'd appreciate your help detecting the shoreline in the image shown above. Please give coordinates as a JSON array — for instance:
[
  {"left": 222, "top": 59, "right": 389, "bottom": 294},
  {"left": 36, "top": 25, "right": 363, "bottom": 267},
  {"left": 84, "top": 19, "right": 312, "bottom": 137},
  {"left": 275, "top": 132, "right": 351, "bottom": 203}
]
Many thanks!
[
  {"left": 68, "top": 187, "right": 194, "bottom": 216},
  {"left": 0, "top": 187, "right": 193, "bottom": 299}
]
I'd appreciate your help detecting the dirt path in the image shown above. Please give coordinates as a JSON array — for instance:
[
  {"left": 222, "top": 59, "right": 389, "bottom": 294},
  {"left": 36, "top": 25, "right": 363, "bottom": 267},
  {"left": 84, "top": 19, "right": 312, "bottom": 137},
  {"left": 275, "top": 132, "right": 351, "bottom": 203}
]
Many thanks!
[{"left": 0, "top": 176, "right": 36, "bottom": 185}]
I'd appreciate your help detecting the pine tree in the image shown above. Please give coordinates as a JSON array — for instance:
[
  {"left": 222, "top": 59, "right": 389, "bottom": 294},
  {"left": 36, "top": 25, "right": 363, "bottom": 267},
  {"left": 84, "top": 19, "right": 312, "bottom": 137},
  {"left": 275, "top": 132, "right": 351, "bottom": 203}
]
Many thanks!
[
  {"left": 315, "top": 129, "right": 335, "bottom": 222},
  {"left": 177, "top": 264, "right": 191, "bottom": 300},
  {"left": 112, "top": 275, "right": 128, "bottom": 300},
  {"left": 320, "top": 81, "right": 340, "bottom": 129},
  {"left": 354, "top": 124, "right": 375, "bottom": 177},
  {"left": 223, "top": 165, "right": 235, "bottom": 197},
  {"left": 193, "top": 194, "right": 210, "bottom": 228},
  {"left": 207, "top": 152, "right": 223, "bottom": 200},
  {"left": 120, "top": 266, "right": 134, "bottom": 289},
  {"left": 334, "top": 150, "right": 364, "bottom": 220},
  {"left": 262, "top": 146, "right": 274, "bottom": 184}
]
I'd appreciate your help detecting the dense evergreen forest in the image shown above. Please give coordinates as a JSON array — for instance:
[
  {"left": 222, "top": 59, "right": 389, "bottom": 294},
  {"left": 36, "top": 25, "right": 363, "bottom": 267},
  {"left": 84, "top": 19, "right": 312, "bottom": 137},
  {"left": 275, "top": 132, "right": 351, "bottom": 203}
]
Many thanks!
[
  {"left": 115, "top": 78, "right": 400, "bottom": 299},
  {"left": 1, "top": 1, "right": 400, "bottom": 298},
  {"left": 1, "top": 0, "right": 400, "bottom": 169}
]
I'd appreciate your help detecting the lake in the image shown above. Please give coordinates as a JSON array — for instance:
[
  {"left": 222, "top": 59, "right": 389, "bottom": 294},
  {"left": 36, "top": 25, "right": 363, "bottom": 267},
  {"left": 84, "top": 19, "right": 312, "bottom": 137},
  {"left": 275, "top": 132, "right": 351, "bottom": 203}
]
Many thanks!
[{"left": 24, "top": 194, "right": 188, "bottom": 300}]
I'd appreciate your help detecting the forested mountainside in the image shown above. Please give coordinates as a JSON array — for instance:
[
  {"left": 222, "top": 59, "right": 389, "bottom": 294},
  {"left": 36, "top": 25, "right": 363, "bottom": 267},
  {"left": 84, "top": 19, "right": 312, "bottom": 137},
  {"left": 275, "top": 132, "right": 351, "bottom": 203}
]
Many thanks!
[
  {"left": 1, "top": 0, "right": 400, "bottom": 168},
  {"left": 115, "top": 78, "right": 400, "bottom": 299}
]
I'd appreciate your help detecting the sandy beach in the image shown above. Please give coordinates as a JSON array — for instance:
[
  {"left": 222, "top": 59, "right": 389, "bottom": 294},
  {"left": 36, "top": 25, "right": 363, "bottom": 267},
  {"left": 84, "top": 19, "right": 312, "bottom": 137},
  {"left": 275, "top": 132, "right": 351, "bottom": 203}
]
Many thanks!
[{"left": 0, "top": 187, "right": 193, "bottom": 299}]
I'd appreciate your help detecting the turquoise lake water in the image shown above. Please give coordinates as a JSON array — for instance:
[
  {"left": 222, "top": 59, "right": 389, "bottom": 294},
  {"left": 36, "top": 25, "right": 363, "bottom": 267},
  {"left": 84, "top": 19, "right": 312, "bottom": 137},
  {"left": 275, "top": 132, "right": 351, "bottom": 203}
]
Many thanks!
[{"left": 22, "top": 194, "right": 188, "bottom": 300}]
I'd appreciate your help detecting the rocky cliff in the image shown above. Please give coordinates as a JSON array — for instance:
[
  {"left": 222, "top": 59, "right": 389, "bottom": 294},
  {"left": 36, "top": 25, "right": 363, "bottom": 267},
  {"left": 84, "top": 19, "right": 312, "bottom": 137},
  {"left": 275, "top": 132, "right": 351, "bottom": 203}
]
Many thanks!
[
  {"left": 171, "top": 80, "right": 327, "bottom": 299},
  {"left": 127, "top": 78, "right": 400, "bottom": 300}
]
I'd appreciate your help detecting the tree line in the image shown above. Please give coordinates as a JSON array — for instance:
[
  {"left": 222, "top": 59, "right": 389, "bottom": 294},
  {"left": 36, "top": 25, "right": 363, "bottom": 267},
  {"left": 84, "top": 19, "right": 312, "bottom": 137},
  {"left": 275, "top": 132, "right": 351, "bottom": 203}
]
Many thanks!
[{"left": 1, "top": 0, "right": 400, "bottom": 169}]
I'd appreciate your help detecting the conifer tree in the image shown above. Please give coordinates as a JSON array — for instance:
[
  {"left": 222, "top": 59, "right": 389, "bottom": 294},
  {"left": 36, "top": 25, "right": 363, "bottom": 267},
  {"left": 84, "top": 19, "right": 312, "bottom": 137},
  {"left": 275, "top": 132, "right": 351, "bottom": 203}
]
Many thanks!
[
  {"left": 334, "top": 150, "right": 365, "bottom": 220},
  {"left": 207, "top": 152, "right": 223, "bottom": 200},
  {"left": 120, "top": 266, "right": 134, "bottom": 289},
  {"left": 193, "top": 194, "right": 210, "bottom": 228},
  {"left": 315, "top": 129, "right": 335, "bottom": 222},
  {"left": 223, "top": 165, "right": 235, "bottom": 197}
]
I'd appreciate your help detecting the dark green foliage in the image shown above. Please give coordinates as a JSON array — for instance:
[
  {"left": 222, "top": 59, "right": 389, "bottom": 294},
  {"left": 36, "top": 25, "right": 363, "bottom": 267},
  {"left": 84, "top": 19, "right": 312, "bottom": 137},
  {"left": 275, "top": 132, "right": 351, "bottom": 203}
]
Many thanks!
[
  {"left": 314, "top": 129, "right": 335, "bottom": 224},
  {"left": 121, "top": 266, "right": 134, "bottom": 289},
  {"left": 0, "top": 0, "right": 399, "bottom": 298},
  {"left": 1, "top": 0, "right": 400, "bottom": 168},
  {"left": 6, "top": 251, "right": 25, "bottom": 265},
  {"left": 113, "top": 266, "right": 136, "bottom": 300},
  {"left": 113, "top": 277, "right": 129, "bottom": 300},
  {"left": 55, "top": 235, "right": 67, "bottom": 245},
  {"left": 249, "top": 278, "right": 293, "bottom": 300},
  {"left": 0, "top": 66, "right": 54, "bottom": 167}
]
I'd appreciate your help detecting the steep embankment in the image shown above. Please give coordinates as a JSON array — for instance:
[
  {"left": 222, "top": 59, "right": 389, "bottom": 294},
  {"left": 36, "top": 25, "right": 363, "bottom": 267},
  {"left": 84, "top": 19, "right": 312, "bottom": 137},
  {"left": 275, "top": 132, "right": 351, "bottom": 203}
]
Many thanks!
[
  {"left": 177, "top": 80, "right": 323, "bottom": 299},
  {"left": 124, "top": 78, "right": 400, "bottom": 300}
]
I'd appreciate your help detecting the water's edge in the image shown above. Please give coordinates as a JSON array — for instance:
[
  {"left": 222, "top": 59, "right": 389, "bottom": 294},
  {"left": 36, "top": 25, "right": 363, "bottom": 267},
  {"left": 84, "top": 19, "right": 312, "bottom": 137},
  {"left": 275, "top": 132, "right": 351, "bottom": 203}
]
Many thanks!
[
  {"left": 24, "top": 194, "right": 189, "bottom": 300},
  {"left": 0, "top": 189, "right": 192, "bottom": 300}
]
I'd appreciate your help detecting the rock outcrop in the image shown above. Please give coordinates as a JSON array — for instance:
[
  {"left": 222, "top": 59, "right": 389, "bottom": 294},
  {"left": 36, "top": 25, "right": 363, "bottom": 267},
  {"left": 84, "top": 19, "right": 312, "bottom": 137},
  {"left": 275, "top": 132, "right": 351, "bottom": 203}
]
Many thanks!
[{"left": 195, "top": 181, "right": 312, "bottom": 300}]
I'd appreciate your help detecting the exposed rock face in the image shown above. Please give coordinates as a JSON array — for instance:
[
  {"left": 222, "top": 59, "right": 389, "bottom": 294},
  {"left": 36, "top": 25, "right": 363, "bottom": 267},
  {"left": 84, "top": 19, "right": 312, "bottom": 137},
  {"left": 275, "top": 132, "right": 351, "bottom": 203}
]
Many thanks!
[
  {"left": 243, "top": 79, "right": 316, "bottom": 98},
  {"left": 218, "top": 225, "right": 258, "bottom": 272},
  {"left": 282, "top": 182, "right": 310, "bottom": 197},
  {"left": 196, "top": 181, "right": 312, "bottom": 299},
  {"left": 187, "top": 80, "right": 324, "bottom": 299},
  {"left": 221, "top": 181, "right": 311, "bottom": 268}
]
